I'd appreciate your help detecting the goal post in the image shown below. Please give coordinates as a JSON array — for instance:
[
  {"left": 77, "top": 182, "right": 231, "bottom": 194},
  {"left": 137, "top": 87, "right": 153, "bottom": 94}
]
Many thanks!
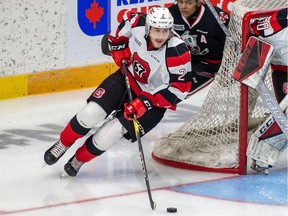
[{"left": 152, "top": 0, "right": 288, "bottom": 175}]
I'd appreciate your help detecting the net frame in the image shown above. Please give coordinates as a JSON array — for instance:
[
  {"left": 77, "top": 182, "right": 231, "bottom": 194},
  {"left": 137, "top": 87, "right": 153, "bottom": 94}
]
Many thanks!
[{"left": 152, "top": 0, "right": 288, "bottom": 175}]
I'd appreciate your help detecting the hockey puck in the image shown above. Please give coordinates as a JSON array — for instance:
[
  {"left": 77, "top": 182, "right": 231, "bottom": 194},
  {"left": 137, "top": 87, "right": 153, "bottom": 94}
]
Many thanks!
[{"left": 167, "top": 207, "right": 177, "bottom": 213}]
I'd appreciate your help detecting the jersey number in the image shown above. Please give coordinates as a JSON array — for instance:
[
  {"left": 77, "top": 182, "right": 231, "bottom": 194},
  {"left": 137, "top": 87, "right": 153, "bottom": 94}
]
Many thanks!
[{"left": 178, "top": 69, "right": 186, "bottom": 81}]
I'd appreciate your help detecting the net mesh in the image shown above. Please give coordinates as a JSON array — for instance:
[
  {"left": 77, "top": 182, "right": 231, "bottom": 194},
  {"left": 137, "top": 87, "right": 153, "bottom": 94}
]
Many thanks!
[{"left": 152, "top": 0, "right": 287, "bottom": 172}]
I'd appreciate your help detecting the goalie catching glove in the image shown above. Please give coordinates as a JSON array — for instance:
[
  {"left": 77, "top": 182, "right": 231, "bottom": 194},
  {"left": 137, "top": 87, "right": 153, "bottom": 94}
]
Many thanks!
[
  {"left": 108, "top": 35, "right": 131, "bottom": 67},
  {"left": 124, "top": 96, "right": 153, "bottom": 120}
]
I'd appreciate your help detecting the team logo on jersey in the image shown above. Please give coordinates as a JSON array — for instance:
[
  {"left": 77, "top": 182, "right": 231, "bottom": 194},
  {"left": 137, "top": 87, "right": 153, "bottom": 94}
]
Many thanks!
[
  {"left": 93, "top": 88, "right": 105, "bottom": 98},
  {"left": 132, "top": 53, "right": 150, "bottom": 84},
  {"left": 77, "top": 0, "right": 110, "bottom": 36},
  {"left": 181, "top": 31, "right": 208, "bottom": 55},
  {"left": 219, "top": 12, "right": 229, "bottom": 24}
]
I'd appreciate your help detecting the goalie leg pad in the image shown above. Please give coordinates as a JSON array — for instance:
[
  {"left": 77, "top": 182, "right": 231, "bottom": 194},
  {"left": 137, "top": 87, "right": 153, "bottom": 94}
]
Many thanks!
[
  {"left": 247, "top": 133, "right": 287, "bottom": 168},
  {"left": 247, "top": 94, "right": 288, "bottom": 174}
]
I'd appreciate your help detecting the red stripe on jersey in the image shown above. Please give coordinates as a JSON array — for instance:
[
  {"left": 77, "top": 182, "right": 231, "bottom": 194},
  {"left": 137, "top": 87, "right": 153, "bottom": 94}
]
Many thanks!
[
  {"left": 270, "top": 12, "right": 282, "bottom": 32},
  {"left": 271, "top": 65, "right": 288, "bottom": 73},
  {"left": 171, "top": 81, "right": 191, "bottom": 93},
  {"left": 167, "top": 51, "right": 190, "bottom": 68},
  {"left": 140, "top": 91, "right": 158, "bottom": 106},
  {"left": 202, "top": 59, "right": 222, "bottom": 64},
  {"left": 131, "top": 13, "right": 142, "bottom": 28},
  {"left": 125, "top": 11, "right": 133, "bottom": 21},
  {"left": 154, "top": 93, "right": 176, "bottom": 110}
]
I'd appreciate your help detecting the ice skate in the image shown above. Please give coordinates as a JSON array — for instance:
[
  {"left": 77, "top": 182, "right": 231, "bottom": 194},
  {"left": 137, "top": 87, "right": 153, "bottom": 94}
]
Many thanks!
[
  {"left": 44, "top": 140, "right": 69, "bottom": 165},
  {"left": 64, "top": 155, "right": 84, "bottom": 177},
  {"left": 250, "top": 160, "right": 271, "bottom": 175}
]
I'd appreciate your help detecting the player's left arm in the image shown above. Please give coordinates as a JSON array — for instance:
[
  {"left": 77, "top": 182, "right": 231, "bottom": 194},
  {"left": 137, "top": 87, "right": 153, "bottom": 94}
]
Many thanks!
[{"left": 250, "top": 7, "right": 287, "bottom": 37}]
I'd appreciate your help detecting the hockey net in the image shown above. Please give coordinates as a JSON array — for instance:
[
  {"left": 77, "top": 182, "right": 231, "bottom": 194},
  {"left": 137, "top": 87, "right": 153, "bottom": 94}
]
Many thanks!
[{"left": 152, "top": 0, "right": 288, "bottom": 175}]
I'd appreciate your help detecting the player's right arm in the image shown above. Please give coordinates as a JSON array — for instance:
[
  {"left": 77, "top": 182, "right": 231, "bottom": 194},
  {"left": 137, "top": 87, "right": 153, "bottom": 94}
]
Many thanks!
[{"left": 108, "top": 10, "right": 145, "bottom": 67}]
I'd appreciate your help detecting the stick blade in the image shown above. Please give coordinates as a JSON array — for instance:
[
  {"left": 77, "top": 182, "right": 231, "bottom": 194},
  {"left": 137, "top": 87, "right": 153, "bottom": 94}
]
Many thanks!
[
  {"left": 233, "top": 36, "right": 273, "bottom": 89},
  {"left": 101, "top": 31, "right": 111, "bottom": 56}
]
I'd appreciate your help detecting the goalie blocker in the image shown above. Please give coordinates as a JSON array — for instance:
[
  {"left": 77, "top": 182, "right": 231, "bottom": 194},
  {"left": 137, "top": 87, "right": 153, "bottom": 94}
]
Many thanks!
[{"left": 233, "top": 36, "right": 288, "bottom": 174}]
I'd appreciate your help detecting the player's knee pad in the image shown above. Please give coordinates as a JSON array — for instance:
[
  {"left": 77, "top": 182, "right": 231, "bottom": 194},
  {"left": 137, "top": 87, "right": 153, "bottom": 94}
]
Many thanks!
[
  {"left": 91, "top": 118, "right": 127, "bottom": 151},
  {"left": 76, "top": 102, "right": 107, "bottom": 129},
  {"left": 247, "top": 133, "right": 287, "bottom": 167}
]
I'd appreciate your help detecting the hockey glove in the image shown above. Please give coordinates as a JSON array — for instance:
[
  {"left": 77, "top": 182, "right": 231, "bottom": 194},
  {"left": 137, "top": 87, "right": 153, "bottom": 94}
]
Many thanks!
[
  {"left": 108, "top": 35, "right": 131, "bottom": 67},
  {"left": 124, "top": 96, "right": 153, "bottom": 120}
]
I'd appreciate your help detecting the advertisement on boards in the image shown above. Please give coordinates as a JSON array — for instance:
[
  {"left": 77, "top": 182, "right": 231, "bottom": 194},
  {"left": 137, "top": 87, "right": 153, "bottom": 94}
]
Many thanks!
[{"left": 66, "top": 0, "right": 235, "bottom": 66}]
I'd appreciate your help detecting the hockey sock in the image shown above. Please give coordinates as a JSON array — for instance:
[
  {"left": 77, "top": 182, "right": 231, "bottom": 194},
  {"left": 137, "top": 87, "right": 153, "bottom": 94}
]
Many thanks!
[
  {"left": 75, "top": 136, "right": 105, "bottom": 162},
  {"left": 60, "top": 115, "right": 90, "bottom": 146}
]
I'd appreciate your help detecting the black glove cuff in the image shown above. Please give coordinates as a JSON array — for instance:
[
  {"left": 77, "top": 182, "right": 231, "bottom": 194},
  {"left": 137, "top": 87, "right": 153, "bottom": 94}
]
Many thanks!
[
  {"left": 139, "top": 95, "right": 153, "bottom": 111},
  {"left": 108, "top": 40, "right": 129, "bottom": 51}
]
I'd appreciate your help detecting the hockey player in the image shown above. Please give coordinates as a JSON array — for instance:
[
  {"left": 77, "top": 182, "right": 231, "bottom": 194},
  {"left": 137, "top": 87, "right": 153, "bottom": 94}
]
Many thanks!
[
  {"left": 43, "top": 7, "right": 192, "bottom": 177},
  {"left": 168, "top": 0, "right": 230, "bottom": 96},
  {"left": 246, "top": 8, "right": 288, "bottom": 174}
]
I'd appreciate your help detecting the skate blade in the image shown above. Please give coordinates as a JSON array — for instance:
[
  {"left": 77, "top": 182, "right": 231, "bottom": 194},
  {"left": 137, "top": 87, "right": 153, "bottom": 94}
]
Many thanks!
[
  {"left": 60, "top": 172, "right": 69, "bottom": 178},
  {"left": 251, "top": 162, "right": 269, "bottom": 175}
]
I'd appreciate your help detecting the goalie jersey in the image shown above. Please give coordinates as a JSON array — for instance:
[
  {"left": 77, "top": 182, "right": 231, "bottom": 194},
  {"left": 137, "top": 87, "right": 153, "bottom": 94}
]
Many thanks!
[
  {"left": 250, "top": 8, "right": 287, "bottom": 103},
  {"left": 250, "top": 8, "right": 287, "bottom": 68},
  {"left": 111, "top": 11, "right": 192, "bottom": 110}
]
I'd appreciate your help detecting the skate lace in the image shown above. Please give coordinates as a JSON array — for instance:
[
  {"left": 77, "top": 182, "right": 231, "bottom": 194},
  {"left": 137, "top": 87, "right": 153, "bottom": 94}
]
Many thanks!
[
  {"left": 71, "top": 157, "right": 84, "bottom": 171},
  {"left": 51, "top": 141, "right": 68, "bottom": 158}
]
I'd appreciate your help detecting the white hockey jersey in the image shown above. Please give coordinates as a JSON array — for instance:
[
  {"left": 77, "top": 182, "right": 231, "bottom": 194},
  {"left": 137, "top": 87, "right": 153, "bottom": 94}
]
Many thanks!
[
  {"left": 250, "top": 8, "right": 288, "bottom": 67},
  {"left": 110, "top": 10, "right": 192, "bottom": 110}
]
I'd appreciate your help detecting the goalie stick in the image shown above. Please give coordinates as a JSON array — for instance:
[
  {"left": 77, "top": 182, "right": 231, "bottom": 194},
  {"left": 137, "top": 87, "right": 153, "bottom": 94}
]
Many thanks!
[
  {"left": 233, "top": 36, "right": 288, "bottom": 138},
  {"left": 247, "top": 94, "right": 287, "bottom": 174},
  {"left": 205, "top": 0, "right": 241, "bottom": 55},
  {"left": 251, "top": 94, "right": 287, "bottom": 139},
  {"left": 122, "top": 61, "right": 156, "bottom": 210}
]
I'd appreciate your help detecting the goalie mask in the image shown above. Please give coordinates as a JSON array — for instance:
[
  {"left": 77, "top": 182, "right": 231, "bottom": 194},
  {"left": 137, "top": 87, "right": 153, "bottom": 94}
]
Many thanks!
[{"left": 145, "top": 7, "right": 174, "bottom": 39}]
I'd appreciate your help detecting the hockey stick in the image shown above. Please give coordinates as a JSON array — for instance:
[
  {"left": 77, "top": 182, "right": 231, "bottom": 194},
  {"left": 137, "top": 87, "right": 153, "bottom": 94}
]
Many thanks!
[
  {"left": 101, "top": 31, "right": 111, "bottom": 56},
  {"left": 122, "top": 61, "right": 156, "bottom": 210},
  {"left": 256, "top": 80, "right": 288, "bottom": 138},
  {"left": 251, "top": 94, "right": 287, "bottom": 139},
  {"left": 233, "top": 36, "right": 288, "bottom": 138}
]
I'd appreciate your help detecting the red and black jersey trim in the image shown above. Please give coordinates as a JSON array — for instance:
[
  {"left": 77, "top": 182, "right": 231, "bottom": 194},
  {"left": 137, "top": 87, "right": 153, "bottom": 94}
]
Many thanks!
[
  {"left": 276, "top": 8, "right": 287, "bottom": 29},
  {"left": 166, "top": 43, "right": 191, "bottom": 68}
]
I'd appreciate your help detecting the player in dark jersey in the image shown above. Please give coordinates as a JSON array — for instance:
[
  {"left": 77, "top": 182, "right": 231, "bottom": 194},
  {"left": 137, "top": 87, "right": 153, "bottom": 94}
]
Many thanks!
[
  {"left": 246, "top": 8, "right": 287, "bottom": 174},
  {"left": 43, "top": 7, "right": 192, "bottom": 177},
  {"left": 169, "top": 0, "right": 230, "bottom": 96}
]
